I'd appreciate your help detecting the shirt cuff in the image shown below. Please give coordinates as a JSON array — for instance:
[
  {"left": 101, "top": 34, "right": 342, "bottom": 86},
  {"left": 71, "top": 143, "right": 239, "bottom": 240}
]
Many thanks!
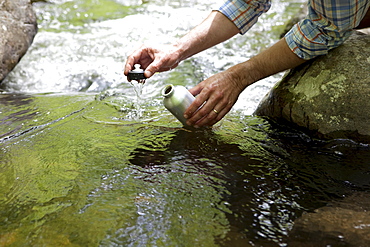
[
  {"left": 285, "top": 18, "right": 353, "bottom": 60},
  {"left": 218, "top": 0, "right": 271, "bottom": 34}
]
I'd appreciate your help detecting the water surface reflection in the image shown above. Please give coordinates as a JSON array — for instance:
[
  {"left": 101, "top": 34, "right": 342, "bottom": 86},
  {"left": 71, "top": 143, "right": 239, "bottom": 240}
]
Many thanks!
[{"left": 1, "top": 93, "right": 370, "bottom": 246}]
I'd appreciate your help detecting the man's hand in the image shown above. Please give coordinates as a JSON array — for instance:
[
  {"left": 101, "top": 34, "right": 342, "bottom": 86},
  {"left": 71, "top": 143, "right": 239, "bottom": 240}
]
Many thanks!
[
  {"left": 183, "top": 38, "right": 307, "bottom": 128},
  {"left": 124, "top": 11, "right": 239, "bottom": 80},
  {"left": 184, "top": 69, "right": 246, "bottom": 128},
  {"left": 124, "top": 44, "right": 181, "bottom": 79}
]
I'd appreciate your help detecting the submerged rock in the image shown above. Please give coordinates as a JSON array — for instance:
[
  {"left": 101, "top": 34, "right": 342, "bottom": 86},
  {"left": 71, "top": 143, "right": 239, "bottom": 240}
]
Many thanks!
[
  {"left": 288, "top": 192, "right": 370, "bottom": 246},
  {"left": 0, "top": 0, "right": 38, "bottom": 82},
  {"left": 255, "top": 32, "right": 370, "bottom": 143}
]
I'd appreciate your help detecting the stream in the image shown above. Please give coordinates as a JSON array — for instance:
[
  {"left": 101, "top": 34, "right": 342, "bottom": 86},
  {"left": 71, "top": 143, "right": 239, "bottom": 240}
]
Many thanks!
[{"left": 1, "top": 0, "right": 370, "bottom": 246}]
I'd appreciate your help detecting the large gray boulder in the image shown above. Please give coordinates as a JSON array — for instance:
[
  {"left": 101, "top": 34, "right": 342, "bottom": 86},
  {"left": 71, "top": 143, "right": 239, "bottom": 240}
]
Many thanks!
[
  {"left": 255, "top": 32, "right": 370, "bottom": 143},
  {"left": 0, "top": 0, "right": 38, "bottom": 82}
]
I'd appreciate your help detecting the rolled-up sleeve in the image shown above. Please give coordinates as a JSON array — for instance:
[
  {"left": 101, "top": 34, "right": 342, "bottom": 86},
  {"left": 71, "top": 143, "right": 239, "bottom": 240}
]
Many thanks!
[
  {"left": 285, "top": 0, "right": 370, "bottom": 60},
  {"left": 218, "top": 0, "right": 271, "bottom": 34}
]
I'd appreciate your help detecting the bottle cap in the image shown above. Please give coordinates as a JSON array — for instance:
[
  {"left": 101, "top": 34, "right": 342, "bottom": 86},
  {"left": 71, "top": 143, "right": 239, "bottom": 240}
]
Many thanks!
[{"left": 128, "top": 64, "right": 146, "bottom": 81}]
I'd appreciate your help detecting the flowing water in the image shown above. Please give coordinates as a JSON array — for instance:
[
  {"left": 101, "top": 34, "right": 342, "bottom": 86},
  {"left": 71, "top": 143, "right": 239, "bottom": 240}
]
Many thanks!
[{"left": 1, "top": 0, "right": 370, "bottom": 246}]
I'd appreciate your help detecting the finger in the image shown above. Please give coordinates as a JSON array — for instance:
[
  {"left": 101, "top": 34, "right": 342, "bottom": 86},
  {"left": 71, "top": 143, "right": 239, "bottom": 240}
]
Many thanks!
[
  {"left": 144, "top": 54, "right": 179, "bottom": 78},
  {"left": 144, "top": 64, "right": 156, "bottom": 78},
  {"left": 183, "top": 92, "right": 207, "bottom": 120},
  {"left": 141, "top": 49, "right": 166, "bottom": 78},
  {"left": 188, "top": 83, "right": 203, "bottom": 97},
  {"left": 204, "top": 106, "right": 230, "bottom": 126},
  {"left": 185, "top": 97, "right": 219, "bottom": 126},
  {"left": 124, "top": 52, "right": 143, "bottom": 76},
  {"left": 124, "top": 57, "right": 135, "bottom": 76},
  {"left": 188, "top": 87, "right": 227, "bottom": 125},
  {"left": 124, "top": 45, "right": 152, "bottom": 74},
  {"left": 190, "top": 102, "right": 225, "bottom": 127},
  {"left": 188, "top": 88, "right": 234, "bottom": 127}
]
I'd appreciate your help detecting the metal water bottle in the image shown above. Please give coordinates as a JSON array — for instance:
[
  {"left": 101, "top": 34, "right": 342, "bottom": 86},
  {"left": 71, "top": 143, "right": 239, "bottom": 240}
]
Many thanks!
[{"left": 162, "top": 84, "right": 195, "bottom": 126}]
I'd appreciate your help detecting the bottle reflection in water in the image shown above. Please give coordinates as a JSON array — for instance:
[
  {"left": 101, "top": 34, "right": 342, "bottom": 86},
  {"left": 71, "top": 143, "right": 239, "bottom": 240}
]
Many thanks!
[{"left": 162, "top": 84, "right": 194, "bottom": 126}]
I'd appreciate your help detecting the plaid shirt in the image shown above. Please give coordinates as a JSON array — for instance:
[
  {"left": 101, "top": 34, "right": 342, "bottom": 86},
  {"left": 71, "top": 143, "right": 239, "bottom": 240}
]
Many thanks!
[{"left": 218, "top": 0, "right": 370, "bottom": 59}]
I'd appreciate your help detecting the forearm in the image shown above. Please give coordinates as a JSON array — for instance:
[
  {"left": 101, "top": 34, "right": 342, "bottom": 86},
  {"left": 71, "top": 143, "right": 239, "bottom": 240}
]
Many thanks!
[
  {"left": 174, "top": 11, "right": 240, "bottom": 61},
  {"left": 227, "top": 37, "right": 306, "bottom": 89},
  {"left": 124, "top": 11, "right": 239, "bottom": 78}
]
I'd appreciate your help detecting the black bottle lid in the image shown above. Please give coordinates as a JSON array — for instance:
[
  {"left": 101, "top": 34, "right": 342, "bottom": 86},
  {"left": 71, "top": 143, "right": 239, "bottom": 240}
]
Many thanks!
[{"left": 128, "top": 64, "right": 146, "bottom": 81}]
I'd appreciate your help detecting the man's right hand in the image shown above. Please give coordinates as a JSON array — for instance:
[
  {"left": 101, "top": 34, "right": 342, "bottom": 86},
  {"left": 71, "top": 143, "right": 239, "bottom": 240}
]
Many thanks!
[{"left": 124, "top": 44, "right": 182, "bottom": 80}]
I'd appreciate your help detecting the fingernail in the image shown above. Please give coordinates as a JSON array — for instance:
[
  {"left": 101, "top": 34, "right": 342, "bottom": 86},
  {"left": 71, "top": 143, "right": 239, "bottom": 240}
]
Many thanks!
[{"left": 184, "top": 114, "right": 188, "bottom": 119}]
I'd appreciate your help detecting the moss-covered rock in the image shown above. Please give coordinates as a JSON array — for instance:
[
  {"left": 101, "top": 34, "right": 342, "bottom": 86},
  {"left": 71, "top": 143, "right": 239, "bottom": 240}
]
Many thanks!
[{"left": 255, "top": 32, "right": 370, "bottom": 142}]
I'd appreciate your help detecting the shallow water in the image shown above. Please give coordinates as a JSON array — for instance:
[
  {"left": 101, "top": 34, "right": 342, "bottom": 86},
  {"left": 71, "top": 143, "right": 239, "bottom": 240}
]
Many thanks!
[{"left": 1, "top": 0, "right": 370, "bottom": 246}]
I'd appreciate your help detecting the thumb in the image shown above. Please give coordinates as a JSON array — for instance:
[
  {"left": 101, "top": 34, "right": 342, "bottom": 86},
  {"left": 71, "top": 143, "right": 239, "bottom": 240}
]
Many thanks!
[
  {"left": 144, "top": 60, "right": 161, "bottom": 78},
  {"left": 188, "top": 83, "right": 203, "bottom": 96},
  {"left": 144, "top": 69, "right": 154, "bottom": 78}
]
